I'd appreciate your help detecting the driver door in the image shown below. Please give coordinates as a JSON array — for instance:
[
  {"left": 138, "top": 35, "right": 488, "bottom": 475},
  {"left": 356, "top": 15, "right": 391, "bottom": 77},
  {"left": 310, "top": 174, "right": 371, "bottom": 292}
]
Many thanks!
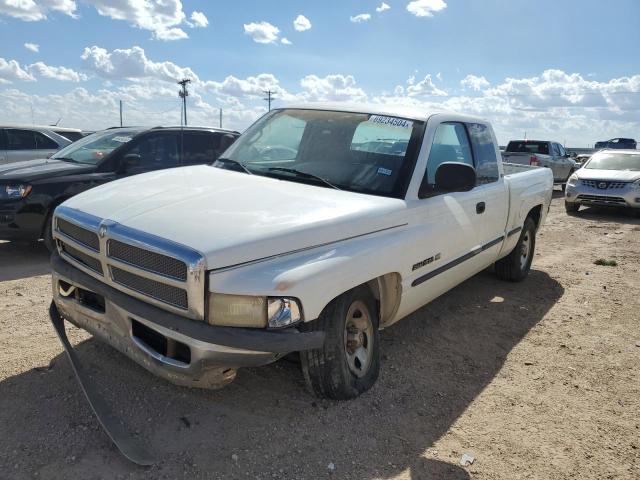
[{"left": 116, "top": 132, "right": 180, "bottom": 177}]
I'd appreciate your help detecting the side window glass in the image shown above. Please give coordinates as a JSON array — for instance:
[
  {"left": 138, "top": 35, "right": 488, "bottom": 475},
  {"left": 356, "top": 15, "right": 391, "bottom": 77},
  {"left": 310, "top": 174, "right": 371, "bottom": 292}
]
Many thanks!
[
  {"left": 551, "top": 143, "right": 560, "bottom": 156},
  {"left": 558, "top": 144, "right": 566, "bottom": 156},
  {"left": 33, "top": 131, "right": 59, "bottom": 150},
  {"left": 124, "top": 134, "right": 179, "bottom": 171},
  {"left": 6, "top": 129, "right": 36, "bottom": 150},
  {"left": 467, "top": 123, "right": 499, "bottom": 184},
  {"left": 426, "top": 122, "right": 473, "bottom": 185},
  {"left": 181, "top": 133, "right": 220, "bottom": 165}
]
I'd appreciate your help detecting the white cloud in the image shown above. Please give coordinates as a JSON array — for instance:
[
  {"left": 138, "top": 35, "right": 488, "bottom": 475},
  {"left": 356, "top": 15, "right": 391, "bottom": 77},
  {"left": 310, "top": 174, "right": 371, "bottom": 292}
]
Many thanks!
[
  {"left": 406, "top": 0, "right": 447, "bottom": 17},
  {"left": 0, "top": 58, "right": 36, "bottom": 83},
  {"left": 299, "top": 74, "right": 367, "bottom": 102},
  {"left": 204, "top": 73, "right": 285, "bottom": 99},
  {"left": 28, "top": 62, "right": 87, "bottom": 82},
  {"left": 436, "top": 72, "right": 442, "bottom": 82},
  {"left": 243, "top": 21, "right": 280, "bottom": 44},
  {"left": 281, "top": 37, "right": 292, "bottom": 45},
  {"left": 350, "top": 13, "right": 371, "bottom": 23},
  {"left": 0, "top": 0, "right": 77, "bottom": 21},
  {"left": 395, "top": 74, "right": 447, "bottom": 97},
  {"left": 189, "top": 11, "right": 208, "bottom": 28},
  {"left": 24, "top": 42, "right": 40, "bottom": 53},
  {"left": 81, "top": 46, "right": 199, "bottom": 83},
  {"left": 376, "top": 2, "right": 391, "bottom": 13},
  {"left": 461, "top": 74, "right": 490, "bottom": 91},
  {"left": 83, "top": 0, "right": 188, "bottom": 41},
  {"left": 293, "top": 14, "right": 311, "bottom": 32}
]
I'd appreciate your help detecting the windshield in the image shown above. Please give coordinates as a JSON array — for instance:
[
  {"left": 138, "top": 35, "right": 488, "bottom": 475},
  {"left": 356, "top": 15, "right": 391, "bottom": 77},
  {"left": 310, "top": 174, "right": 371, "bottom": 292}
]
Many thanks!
[
  {"left": 506, "top": 141, "right": 549, "bottom": 155},
  {"left": 585, "top": 152, "right": 640, "bottom": 171},
  {"left": 51, "top": 128, "right": 144, "bottom": 164},
  {"left": 216, "top": 109, "right": 423, "bottom": 198}
]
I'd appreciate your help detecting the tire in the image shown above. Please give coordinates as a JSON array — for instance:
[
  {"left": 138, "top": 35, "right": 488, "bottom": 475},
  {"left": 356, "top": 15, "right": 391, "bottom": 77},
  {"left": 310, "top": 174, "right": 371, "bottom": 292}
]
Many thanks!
[
  {"left": 42, "top": 213, "right": 55, "bottom": 252},
  {"left": 565, "top": 201, "right": 580, "bottom": 215},
  {"left": 495, "top": 217, "right": 536, "bottom": 282},
  {"left": 560, "top": 183, "right": 566, "bottom": 192},
  {"left": 300, "top": 286, "right": 380, "bottom": 400}
]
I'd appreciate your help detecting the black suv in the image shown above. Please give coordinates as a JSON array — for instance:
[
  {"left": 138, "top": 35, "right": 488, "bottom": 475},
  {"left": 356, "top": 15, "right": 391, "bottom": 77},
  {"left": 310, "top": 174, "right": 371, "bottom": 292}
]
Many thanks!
[
  {"left": 0, "top": 126, "right": 239, "bottom": 249},
  {"left": 594, "top": 138, "right": 637, "bottom": 150}
]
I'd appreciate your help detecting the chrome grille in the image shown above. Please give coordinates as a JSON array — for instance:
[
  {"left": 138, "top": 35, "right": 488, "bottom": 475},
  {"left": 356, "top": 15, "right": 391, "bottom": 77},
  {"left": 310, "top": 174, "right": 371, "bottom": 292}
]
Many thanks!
[
  {"left": 52, "top": 205, "right": 205, "bottom": 319},
  {"left": 60, "top": 242, "right": 104, "bottom": 274},
  {"left": 57, "top": 218, "right": 99, "bottom": 251},
  {"left": 581, "top": 180, "right": 628, "bottom": 189},
  {"left": 111, "top": 266, "right": 188, "bottom": 309},
  {"left": 577, "top": 194, "right": 626, "bottom": 204},
  {"left": 107, "top": 239, "right": 187, "bottom": 280}
]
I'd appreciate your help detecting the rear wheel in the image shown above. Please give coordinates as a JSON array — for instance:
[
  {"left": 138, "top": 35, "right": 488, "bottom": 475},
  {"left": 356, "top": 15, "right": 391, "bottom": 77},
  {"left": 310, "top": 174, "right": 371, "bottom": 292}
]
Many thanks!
[
  {"left": 300, "top": 286, "right": 380, "bottom": 400},
  {"left": 565, "top": 201, "right": 580, "bottom": 215},
  {"left": 495, "top": 217, "right": 536, "bottom": 282}
]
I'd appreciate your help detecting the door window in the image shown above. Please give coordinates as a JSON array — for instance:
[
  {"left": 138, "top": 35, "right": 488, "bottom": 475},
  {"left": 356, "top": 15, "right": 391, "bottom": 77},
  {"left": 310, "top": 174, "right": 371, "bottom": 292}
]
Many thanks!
[
  {"left": 467, "top": 123, "right": 499, "bottom": 184},
  {"left": 551, "top": 143, "right": 560, "bottom": 156},
  {"left": 123, "top": 134, "right": 179, "bottom": 172},
  {"left": 6, "top": 129, "right": 37, "bottom": 150},
  {"left": 557, "top": 144, "right": 567, "bottom": 157},
  {"left": 181, "top": 132, "right": 220, "bottom": 165},
  {"left": 425, "top": 122, "right": 473, "bottom": 185},
  {"left": 33, "top": 131, "right": 59, "bottom": 149}
]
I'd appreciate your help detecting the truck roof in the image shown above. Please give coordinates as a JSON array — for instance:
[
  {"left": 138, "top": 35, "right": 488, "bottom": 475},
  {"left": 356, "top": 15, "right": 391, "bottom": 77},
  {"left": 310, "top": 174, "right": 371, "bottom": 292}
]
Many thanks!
[
  {"left": 0, "top": 124, "right": 82, "bottom": 132},
  {"left": 281, "top": 102, "right": 488, "bottom": 124}
]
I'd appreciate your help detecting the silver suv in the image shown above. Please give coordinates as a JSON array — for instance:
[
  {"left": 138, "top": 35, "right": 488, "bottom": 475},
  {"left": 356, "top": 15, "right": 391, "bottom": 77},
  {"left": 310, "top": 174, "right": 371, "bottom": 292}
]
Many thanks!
[{"left": 0, "top": 125, "right": 79, "bottom": 165}]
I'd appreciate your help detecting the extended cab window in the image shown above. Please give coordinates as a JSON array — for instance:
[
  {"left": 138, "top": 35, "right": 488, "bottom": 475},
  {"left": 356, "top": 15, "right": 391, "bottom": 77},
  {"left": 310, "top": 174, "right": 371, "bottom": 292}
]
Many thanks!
[
  {"left": 425, "top": 122, "right": 473, "bottom": 185},
  {"left": 218, "top": 109, "right": 424, "bottom": 198},
  {"left": 467, "top": 123, "right": 499, "bottom": 184}
]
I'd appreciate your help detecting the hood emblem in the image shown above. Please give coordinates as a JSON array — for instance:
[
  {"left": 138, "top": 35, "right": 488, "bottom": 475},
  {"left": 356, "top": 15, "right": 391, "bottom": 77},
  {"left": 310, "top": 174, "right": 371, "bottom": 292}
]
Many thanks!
[
  {"left": 598, "top": 182, "right": 608, "bottom": 189},
  {"left": 99, "top": 224, "right": 107, "bottom": 238}
]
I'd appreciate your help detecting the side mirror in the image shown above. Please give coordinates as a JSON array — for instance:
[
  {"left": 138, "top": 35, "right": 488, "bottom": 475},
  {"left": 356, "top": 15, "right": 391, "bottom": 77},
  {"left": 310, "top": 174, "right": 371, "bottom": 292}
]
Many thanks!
[
  {"left": 118, "top": 153, "right": 141, "bottom": 172},
  {"left": 433, "top": 162, "right": 477, "bottom": 193}
]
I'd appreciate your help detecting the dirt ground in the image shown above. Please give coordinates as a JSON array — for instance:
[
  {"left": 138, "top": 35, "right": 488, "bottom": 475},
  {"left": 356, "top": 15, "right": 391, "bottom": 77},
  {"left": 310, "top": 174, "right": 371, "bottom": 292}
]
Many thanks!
[{"left": 1, "top": 192, "right": 639, "bottom": 480}]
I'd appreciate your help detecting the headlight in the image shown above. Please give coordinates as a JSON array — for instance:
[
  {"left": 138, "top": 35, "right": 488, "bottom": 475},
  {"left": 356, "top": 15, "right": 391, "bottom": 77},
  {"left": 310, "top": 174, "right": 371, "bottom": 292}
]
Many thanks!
[
  {"left": 207, "top": 293, "right": 303, "bottom": 329},
  {"left": 1, "top": 184, "right": 32, "bottom": 199},
  {"left": 567, "top": 174, "right": 579, "bottom": 187}
]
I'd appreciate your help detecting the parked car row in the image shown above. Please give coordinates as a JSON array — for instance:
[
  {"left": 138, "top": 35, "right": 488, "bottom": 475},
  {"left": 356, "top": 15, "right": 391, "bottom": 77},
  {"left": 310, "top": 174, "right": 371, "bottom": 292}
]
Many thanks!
[{"left": 0, "top": 126, "right": 240, "bottom": 249}]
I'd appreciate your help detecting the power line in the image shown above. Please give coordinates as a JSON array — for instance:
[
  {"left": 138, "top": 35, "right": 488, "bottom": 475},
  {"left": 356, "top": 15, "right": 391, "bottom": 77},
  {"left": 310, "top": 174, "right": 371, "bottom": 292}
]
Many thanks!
[{"left": 178, "top": 78, "right": 191, "bottom": 125}]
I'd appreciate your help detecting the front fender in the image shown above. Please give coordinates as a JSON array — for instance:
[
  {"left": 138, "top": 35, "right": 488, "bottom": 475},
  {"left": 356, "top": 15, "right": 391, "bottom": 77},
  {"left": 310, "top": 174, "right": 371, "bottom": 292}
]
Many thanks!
[{"left": 208, "top": 226, "right": 411, "bottom": 322}]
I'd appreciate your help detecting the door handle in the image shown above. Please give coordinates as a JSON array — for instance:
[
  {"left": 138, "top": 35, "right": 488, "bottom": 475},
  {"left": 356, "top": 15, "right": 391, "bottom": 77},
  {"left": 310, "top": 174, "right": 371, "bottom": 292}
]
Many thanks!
[{"left": 476, "top": 202, "right": 486, "bottom": 214}]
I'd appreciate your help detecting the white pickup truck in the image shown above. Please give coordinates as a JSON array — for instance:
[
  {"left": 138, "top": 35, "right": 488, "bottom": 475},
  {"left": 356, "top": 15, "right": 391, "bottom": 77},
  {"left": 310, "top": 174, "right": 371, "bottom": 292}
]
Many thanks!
[{"left": 50, "top": 104, "right": 553, "bottom": 404}]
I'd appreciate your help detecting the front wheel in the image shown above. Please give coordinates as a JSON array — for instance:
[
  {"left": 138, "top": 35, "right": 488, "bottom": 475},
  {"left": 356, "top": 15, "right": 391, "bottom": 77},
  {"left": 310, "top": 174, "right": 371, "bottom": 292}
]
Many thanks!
[
  {"left": 565, "top": 201, "right": 580, "bottom": 215},
  {"left": 495, "top": 217, "right": 536, "bottom": 282},
  {"left": 42, "top": 213, "right": 55, "bottom": 252},
  {"left": 300, "top": 286, "right": 380, "bottom": 400}
]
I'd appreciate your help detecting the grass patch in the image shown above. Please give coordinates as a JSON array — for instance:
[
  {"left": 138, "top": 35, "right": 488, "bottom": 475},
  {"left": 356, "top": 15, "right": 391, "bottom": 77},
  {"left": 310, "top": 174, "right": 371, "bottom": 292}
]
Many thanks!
[{"left": 594, "top": 258, "right": 618, "bottom": 267}]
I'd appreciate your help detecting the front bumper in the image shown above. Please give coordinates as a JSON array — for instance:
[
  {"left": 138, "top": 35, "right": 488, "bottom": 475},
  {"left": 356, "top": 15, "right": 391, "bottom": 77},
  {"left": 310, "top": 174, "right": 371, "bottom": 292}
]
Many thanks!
[
  {"left": 0, "top": 199, "right": 42, "bottom": 241},
  {"left": 51, "top": 253, "right": 324, "bottom": 389},
  {"left": 565, "top": 182, "right": 640, "bottom": 209}
]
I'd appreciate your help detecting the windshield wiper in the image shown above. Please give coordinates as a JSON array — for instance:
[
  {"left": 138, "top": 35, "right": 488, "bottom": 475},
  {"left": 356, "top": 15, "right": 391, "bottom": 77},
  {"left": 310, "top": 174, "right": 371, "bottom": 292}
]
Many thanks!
[
  {"left": 265, "top": 167, "right": 341, "bottom": 190},
  {"left": 214, "top": 157, "right": 253, "bottom": 175}
]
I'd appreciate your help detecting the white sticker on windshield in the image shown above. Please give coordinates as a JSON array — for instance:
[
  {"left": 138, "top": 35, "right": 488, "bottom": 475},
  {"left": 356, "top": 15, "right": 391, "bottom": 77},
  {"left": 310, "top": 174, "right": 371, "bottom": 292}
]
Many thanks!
[
  {"left": 368, "top": 115, "right": 413, "bottom": 129},
  {"left": 112, "top": 136, "right": 132, "bottom": 143}
]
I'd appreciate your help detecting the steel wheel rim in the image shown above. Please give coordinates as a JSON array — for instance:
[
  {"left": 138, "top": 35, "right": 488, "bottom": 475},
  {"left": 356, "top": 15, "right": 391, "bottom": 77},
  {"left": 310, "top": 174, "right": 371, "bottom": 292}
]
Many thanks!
[
  {"left": 344, "top": 300, "right": 374, "bottom": 378},
  {"left": 520, "top": 231, "right": 532, "bottom": 270}
]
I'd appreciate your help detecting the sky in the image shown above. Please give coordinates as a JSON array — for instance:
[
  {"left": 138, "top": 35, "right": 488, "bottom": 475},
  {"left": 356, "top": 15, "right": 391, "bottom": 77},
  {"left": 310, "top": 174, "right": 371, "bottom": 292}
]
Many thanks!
[{"left": 0, "top": 0, "right": 638, "bottom": 146}]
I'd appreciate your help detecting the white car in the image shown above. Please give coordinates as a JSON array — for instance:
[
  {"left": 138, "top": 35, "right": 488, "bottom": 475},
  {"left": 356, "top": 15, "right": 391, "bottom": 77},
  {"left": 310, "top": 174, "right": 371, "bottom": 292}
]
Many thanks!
[
  {"left": 0, "top": 125, "right": 79, "bottom": 164},
  {"left": 47, "top": 103, "right": 554, "bottom": 460},
  {"left": 565, "top": 149, "right": 640, "bottom": 214}
]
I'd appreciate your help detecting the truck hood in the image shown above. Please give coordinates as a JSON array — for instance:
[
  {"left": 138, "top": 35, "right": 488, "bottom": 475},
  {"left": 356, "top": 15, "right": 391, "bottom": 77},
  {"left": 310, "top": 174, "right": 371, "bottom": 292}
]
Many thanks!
[
  {"left": 576, "top": 168, "right": 640, "bottom": 182},
  {"left": 62, "top": 165, "right": 408, "bottom": 269},
  {"left": 0, "top": 158, "right": 94, "bottom": 182}
]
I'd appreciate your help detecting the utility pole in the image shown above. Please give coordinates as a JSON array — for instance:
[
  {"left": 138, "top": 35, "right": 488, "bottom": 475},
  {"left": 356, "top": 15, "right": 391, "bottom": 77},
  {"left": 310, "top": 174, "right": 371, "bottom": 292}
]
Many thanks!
[
  {"left": 263, "top": 90, "right": 275, "bottom": 111},
  {"left": 119, "top": 100, "right": 123, "bottom": 127},
  {"left": 178, "top": 78, "right": 191, "bottom": 125},
  {"left": 219, "top": 108, "right": 222, "bottom": 129}
]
